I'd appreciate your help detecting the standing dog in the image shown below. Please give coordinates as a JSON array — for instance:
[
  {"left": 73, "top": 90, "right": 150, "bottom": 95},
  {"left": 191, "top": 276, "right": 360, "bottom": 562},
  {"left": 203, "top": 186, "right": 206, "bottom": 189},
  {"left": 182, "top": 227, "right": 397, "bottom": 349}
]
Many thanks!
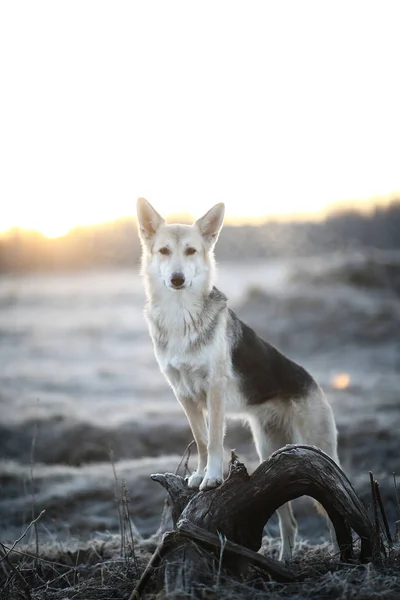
[{"left": 137, "top": 198, "right": 339, "bottom": 560}]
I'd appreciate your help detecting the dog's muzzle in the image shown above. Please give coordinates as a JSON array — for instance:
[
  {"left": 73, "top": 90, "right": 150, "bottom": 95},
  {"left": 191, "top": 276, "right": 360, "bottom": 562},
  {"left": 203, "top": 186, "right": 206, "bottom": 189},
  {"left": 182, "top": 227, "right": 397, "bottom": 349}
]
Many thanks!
[{"left": 170, "top": 272, "right": 185, "bottom": 289}]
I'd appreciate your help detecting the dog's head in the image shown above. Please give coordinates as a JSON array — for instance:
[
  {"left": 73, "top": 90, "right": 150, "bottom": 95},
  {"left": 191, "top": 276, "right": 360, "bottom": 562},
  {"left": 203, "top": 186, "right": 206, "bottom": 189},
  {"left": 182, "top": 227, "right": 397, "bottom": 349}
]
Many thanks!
[{"left": 136, "top": 198, "right": 225, "bottom": 292}]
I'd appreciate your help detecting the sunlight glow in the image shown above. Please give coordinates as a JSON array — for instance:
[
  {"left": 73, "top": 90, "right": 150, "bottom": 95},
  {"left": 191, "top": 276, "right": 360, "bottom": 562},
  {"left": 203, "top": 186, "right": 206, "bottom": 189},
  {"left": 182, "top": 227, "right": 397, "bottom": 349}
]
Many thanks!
[
  {"left": 1, "top": 1, "right": 399, "bottom": 237},
  {"left": 331, "top": 373, "right": 351, "bottom": 390}
]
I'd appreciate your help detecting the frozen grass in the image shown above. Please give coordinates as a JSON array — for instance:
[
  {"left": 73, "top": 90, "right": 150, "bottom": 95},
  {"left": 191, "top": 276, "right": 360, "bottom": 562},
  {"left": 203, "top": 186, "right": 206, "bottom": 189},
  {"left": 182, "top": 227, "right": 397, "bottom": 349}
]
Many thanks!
[
  {"left": 1, "top": 443, "right": 399, "bottom": 598},
  {"left": 1, "top": 533, "right": 400, "bottom": 599},
  {"left": 0, "top": 534, "right": 150, "bottom": 599}
]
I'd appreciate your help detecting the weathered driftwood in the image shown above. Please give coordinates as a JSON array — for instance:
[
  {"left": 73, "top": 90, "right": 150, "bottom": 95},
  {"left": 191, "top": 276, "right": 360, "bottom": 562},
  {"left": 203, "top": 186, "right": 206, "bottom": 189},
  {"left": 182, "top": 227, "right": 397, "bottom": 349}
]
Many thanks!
[
  {"left": 130, "top": 524, "right": 296, "bottom": 600},
  {"left": 131, "top": 445, "right": 375, "bottom": 599}
]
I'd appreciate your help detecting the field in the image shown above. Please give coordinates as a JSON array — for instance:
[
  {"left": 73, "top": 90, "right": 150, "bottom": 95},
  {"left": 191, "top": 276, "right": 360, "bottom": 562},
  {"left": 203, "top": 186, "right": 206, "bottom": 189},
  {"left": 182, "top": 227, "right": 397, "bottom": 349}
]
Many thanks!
[{"left": 1, "top": 250, "right": 400, "bottom": 598}]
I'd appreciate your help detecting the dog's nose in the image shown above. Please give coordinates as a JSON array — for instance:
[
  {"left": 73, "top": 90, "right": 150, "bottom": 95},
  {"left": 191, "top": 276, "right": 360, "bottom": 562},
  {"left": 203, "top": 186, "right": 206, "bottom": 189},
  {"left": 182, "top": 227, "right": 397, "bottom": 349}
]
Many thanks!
[{"left": 170, "top": 273, "right": 185, "bottom": 288}]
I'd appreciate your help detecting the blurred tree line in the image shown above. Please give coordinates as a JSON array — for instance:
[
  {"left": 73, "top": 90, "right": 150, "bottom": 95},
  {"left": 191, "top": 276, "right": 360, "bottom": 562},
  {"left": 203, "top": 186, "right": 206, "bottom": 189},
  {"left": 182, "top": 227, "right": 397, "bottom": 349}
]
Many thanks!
[{"left": 0, "top": 201, "right": 399, "bottom": 273}]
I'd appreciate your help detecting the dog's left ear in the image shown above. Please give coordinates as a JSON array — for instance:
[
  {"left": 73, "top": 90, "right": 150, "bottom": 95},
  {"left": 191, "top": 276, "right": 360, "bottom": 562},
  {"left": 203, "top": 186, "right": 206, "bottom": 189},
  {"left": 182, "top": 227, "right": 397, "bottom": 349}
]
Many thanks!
[{"left": 195, "top": 203, "right": 225, "bottom": 246}]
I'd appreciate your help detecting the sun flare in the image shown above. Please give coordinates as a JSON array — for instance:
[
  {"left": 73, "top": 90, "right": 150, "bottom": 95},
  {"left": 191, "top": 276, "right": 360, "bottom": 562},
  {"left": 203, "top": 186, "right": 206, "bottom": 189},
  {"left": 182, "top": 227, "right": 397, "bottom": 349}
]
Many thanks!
[
  {"left": 1, "top": 216, "right": 76, "bottom": 239},
  {"left": 34, "top": 222, "right": 73, "bottom": 239}
]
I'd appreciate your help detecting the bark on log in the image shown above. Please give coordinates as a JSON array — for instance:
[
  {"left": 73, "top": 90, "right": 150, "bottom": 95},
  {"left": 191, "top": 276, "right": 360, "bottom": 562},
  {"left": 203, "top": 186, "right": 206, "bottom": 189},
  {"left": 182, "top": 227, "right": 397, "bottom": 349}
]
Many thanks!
[
  {"left": 181, "top": 445, "right": 374, "bottom": 562},
  {"left": 155, "top": 445, "right": 375, "bottom": 562},
  {"left": 130, "top": 524, "right": 296, "bottom": 600},
  {"left": 131, "top": 445, "right": 375, "bottom": 598}
]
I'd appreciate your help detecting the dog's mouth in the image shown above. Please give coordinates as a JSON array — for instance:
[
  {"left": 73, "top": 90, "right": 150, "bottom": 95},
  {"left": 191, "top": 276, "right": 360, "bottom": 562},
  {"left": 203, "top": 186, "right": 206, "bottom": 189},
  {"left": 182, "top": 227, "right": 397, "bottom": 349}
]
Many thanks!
[
  {"left": 166, "top": 280, "right": 191, "bottom": 291},
  {"left": 171, "top": 283, "right": 185, "bottom": 290}
]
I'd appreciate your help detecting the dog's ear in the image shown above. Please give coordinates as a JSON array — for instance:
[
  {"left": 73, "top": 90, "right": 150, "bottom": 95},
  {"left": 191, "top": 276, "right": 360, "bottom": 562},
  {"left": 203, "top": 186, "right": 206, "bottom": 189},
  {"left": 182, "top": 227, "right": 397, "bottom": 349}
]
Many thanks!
[
  {"left": 136, "top": 198, "right": 165, "bottom": 241},
  {"left": 195, "top": 203, "right": 225, "bottom": 246}
]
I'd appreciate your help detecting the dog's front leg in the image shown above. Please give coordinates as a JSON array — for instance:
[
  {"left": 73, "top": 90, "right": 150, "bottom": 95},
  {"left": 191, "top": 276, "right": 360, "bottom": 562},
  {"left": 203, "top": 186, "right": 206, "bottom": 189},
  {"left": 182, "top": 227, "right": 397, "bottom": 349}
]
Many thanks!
[
  {"left": 200, "top": 376, "right": 226, "bottom": 491},
  {"left": 177, "top": 395, "right": 209, "bottom": 489},
  {"left": 164, "top": 366, "right": 208, "bottom": 488}
]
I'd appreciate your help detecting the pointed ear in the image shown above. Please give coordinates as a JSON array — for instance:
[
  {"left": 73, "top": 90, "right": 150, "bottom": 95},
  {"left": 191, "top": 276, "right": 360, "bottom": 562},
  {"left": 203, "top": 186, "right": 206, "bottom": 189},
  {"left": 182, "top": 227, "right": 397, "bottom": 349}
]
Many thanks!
[
  {"left": 136, "top": 198, "right": 165, "bottom": 241},
  {"left": 195, "top": 203, "right": 225, "bottom": 246}
]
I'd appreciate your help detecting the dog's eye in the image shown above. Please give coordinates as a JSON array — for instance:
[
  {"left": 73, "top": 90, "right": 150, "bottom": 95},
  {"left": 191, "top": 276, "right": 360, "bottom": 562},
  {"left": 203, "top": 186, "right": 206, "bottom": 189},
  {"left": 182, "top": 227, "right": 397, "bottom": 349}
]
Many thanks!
[
  {"left": 185, "top": 247, "right": 197, "bottom": 256},
  {"left": 159, "top": 247, "right": 170, "bottom": 255}
]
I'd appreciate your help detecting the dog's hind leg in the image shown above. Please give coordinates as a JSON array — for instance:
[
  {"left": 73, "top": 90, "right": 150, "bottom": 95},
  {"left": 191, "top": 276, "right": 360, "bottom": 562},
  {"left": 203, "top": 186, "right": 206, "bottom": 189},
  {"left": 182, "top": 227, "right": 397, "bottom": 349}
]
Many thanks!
[
  {"left": 249, "top": 416, "right": 297, "bottom": 561},
  {"left": 292, "top": 388, "right": 340, "bottom": 555},
  {"left": 275, "top": 503, "right": 298, "bottom": 561}
]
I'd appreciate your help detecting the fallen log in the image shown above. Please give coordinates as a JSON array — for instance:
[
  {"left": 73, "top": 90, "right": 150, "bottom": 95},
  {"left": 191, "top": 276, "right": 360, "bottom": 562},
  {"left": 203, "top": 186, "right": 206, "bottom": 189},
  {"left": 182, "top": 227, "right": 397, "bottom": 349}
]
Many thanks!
[
  {"left": 131, "top": 524, "right": 296, "bottom": 600},
  {"left": 130, "top": 444, "right": 375, "bottom": 599}
]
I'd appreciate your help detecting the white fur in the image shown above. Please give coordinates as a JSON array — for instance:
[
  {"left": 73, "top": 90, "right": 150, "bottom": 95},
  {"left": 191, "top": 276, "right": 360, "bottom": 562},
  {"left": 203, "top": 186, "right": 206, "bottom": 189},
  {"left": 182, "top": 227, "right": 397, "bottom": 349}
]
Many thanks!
[{"left": 137, "top": 198, "right": 339, "bottom": 560}]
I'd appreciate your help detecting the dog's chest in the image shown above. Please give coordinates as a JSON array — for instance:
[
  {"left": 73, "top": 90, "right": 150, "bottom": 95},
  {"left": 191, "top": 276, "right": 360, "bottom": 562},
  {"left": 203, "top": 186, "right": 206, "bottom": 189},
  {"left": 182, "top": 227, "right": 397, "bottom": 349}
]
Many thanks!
[
  {"left": 157, "top": 329, "right": 212, "bottom": 393},
  {"left": 147, "top": 310, "right": 220, "bottom": 397},
  {"left": 159, "top": 330, "right": 198, "bottom": 368}
]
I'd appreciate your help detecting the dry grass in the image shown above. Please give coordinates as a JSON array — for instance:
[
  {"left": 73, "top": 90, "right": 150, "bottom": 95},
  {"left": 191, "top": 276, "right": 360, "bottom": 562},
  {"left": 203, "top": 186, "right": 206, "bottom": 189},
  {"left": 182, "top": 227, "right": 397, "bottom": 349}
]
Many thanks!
[
  {"left": 0, "top": 535, "right": 152, "bottom": 599},
  {"left": 1, "top": 448, "right": 399, "bottom": 598},
  {"left": 1, "top": 534, "right": 399, "bottom": 600}
]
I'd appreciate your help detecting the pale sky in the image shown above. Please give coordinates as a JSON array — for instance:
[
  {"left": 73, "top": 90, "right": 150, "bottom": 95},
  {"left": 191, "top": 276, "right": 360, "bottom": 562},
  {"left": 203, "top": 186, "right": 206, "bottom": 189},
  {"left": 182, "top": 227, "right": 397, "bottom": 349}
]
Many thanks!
[{"left": 1, "top": 1, "right": 399, "bottom": 237}]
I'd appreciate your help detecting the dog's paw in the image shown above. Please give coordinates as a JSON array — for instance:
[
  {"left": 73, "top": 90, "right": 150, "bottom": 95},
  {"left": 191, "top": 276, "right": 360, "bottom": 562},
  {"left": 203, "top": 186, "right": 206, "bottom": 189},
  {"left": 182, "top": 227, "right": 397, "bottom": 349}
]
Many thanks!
[
  {"left": 187, "top": 472, "right": 205, "bottom": 489},
  {"left": 279, "top": 547, "right": 294, "bottom": 562},
  {"left": 199, "top": 475, "right": 223, "bottom": 491}
]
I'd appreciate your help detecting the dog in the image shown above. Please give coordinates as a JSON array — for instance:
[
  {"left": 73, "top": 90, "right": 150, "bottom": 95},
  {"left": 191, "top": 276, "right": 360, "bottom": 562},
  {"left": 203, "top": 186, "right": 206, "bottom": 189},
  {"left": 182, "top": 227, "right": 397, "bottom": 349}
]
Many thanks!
[{"left": 136, "top": 197, "right": 339, "bottom": 560}]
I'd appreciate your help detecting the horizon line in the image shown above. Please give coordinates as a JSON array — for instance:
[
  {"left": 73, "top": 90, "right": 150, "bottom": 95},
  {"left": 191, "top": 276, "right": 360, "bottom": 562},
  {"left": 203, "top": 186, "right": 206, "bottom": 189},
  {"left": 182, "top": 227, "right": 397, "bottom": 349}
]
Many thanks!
[{"left": 1, "top": 195, "right": 399, "bottom": 240}]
